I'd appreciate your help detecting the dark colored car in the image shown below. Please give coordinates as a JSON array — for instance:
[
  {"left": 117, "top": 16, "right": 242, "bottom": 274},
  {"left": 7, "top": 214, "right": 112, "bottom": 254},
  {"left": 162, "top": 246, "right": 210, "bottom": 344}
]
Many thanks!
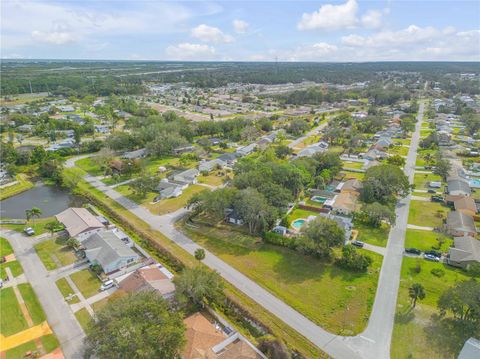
[
  {"left": 431, "top": 196, "right": 444, "bottom": 202},
  {"left": 424, "top": 250, "right": 442, "bottom": 258},
  {"left": 427, "top": 189, "right": 436, "bottom": 193},
  {"left": 351, "top": 240, "right": 365, "bottom": 248},
  {"left": 405, "top": 248, "right": 421, "bottom": 255}
]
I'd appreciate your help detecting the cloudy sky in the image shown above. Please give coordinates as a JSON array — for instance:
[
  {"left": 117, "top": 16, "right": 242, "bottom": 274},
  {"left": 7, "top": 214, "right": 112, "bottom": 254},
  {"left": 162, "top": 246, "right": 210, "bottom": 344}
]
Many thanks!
[{"left": 2, "top": 0, "right": 479, "bottom": 61}]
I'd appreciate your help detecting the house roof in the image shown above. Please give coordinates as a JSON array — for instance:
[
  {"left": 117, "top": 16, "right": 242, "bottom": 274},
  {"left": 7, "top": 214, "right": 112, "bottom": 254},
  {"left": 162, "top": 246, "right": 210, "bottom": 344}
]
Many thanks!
[
  {"left": 117, "top": 265, "right": 175, "bottom": 297},
  {"left": 459, "top": 337, "right": 480, "bottom": 359},
  {"left": 56, "top": 207, "right": 104, "bottom": 237},
  {"left": 332, "top": 192, "right": 359, "bottom": 212},
  {"left": 341, "top": 179, "right": 363, "bottom": 193},
  {"left": 215, "top": 339, "right": 264, "bottom": 359},
  {"left": 218, "top": 153, "right": 238, "bottom": 162},
  {"left": 449, "top": 236, "right": 480, "bottom": 264},
  {"left": 447, "top": 178, "right": 471, "bottom": 195},
  {"left": 447, "top": 211, "right": 477, "bottom": 233},
  {"left": 173, "top": 168, "right": 199, "bottom": 183},
  {"left": 454, "top": 197, "right": 478, "bottom": 214},
  {"left": 122, "top": 148, "right": 146, "bottom": 159},
  {"left": 183, "top": 313, "right": 226, "bottom": 359},
  {"left": 83, "top": 230, "right": 139, "bottom": 270}
]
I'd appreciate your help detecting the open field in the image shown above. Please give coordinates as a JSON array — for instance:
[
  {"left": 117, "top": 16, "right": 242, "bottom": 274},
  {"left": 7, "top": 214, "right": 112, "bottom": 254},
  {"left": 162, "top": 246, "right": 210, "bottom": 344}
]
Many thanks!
[
  {"left": 0, "top": 287, "right": 29, "bottom": 336},
  {"left": 408, "top": 201, "right": 449, "bottom": 228},
  {"left": 145, "top": 184, "right": 207, "bottom": 215},
  {"left": 413, "top": 172, "right": 443, "bottom": 190},
  {"left": 354, "top": 222, "right": 390, "bottom": 247},
  {"left": 181, "top": 219, "right": 382, "bottom": 335},
  {"left": 70, "top": 269, "right": 102, "bottom": 299},
  {"left": 75, "top": 157, "right": 104, "bottom": 176},
  {"left": 391, "top": 258, "right": 473, "bottom": 359},
  {"left": 404, "top": 229, "right": 453, "bottom": 253}
]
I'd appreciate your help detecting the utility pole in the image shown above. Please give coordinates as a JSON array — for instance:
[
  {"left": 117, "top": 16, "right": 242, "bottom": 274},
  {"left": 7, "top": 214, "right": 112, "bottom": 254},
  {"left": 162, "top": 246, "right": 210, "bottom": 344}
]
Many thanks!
[{"left": 29, "top": 80, "right": 33, "bottom": 94}]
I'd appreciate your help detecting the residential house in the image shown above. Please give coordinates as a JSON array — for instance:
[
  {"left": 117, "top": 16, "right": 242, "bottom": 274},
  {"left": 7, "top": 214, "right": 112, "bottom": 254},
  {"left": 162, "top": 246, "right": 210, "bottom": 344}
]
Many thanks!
[
  {"left": 173, "top": 145, "right": 195, "bottom": 155},
  {"left": 236, "top": 143, "right": 257, "bottom": 157},
  {"left": 458, "top": 337, "right": 480, "bottom": 359},
  {"left": 318, "top": 213, "right": 353, "bottom": 242},
  {"left": 183, "top": 312, "right": 266, "bottom": 359},
  {"left": 297, "top": 142, "right": 329, "bottom": 158},
  {"left": 339, "top": 179, "right": 363, "bottom": 195},
  {"left": 363, "top": 148, "right": 387, "bottom": 161},
  {"left": 122, "top": 148, "right": 147, "bottom": 160},
  {"left": 58, "top": 105, "right": 75, "bottom": 112},
  {"left": 199, "top": 159, "right": 226, "bottom": 173},
  {"left": 446, "top": 211, "right": 477, "bottom": 237},
  {"left": 447, "top": 236, "right": 480, "bottom": 270},
  {"left": 116, "top": 263, "right": 175, "bottom": 299},
  {"left": 56, "top": 207, "right": 104, "bottom": 241},
  {"left": 155, "top": 180, "right": 183, "bottom": 200},
  {"left": 82, "top": 230, "right": 140, "bottom": 274},
  {"left": 217, "top": 153, "right": 238, "bottom": 166},
  {"left": 331, "top": 192, "right": 359, "bottom": 215},
  {"left": 374, "top": 137, "right": 392, "bottom": 151},
  {"left": 225, "top": 209, "right": 243, "bottom": 225},
  {"left": 446, "top": 178, "right": 471, "bottom": 197},
  {"left": 173, "top": 168, "right": 199, "bottom": 185},
  {"left": 454, "top": 197, "right": 478, "bottom": 217}
]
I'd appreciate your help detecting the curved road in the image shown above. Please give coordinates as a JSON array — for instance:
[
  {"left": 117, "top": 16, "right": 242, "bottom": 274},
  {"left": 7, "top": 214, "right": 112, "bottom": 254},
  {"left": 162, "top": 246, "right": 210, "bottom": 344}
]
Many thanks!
[{"left": 65, "top": 103, "right": 424, "bottom": 359}]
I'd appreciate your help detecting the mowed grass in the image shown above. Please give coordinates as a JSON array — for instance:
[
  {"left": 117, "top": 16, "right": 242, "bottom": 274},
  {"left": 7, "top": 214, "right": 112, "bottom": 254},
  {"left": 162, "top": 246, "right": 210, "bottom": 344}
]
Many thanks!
[
  {"left": 408, "top": 201, "right": 449, "bottom": 227},
  {"left": 0, "top": 237, "right": 23, "bottom": 279},
  {"left": 17, "top": 283, "right": 46, "bottom": 325},
  {"left": 76, "top": 157, "right": 104, "bottom": 176},
  {"left": 181, "top": 220, "right": 382, "bottom": 335},
  {"left": 413, "top": 172, "right": 443, "bottom": 190},
  {"left": 0, "top": 287, "right": 28, "bottom": 336},
  {"left": 0, "top": 174, "right": 34, "bottom": 201},
  {"left": 354, "top": 221, "right": 390, "bottom": 247},
  {"left": 4, "top": 340, "right": 37, "bottom": 359},
  {"left": 388, "top": 145, "right": 409, "bottom": 156},
  {"left": 405, "top": 229, "right": 453, "bottom": 253},
  {"left": 198, "top": 172, "right": 226, "bottom": 187},
  {"left": 34, "top": 237, "right": 77, "bottom": 270},
  {"left": 55, "top": 277, "right": 80, "bottom": 304},
  {"left": 1, "top": 217, "right": 54, "bottom": 235},
  {"left": 391, "top": 258, "right": 472, "bottom": 359},
  {"left": 340, "top": 170, "right": 365, "bottom": 180},
  {"left": 70, "top": 269, "right": 102, "bottom": 299},
  {"left": 145, "top": 184, "right": 207, "bottom": 215},
  {"left": 74, "top": 308, "right": 93, "bottom": 332},
  {"left": 342, "top": 161, "right": 364, "bottom": 170}
]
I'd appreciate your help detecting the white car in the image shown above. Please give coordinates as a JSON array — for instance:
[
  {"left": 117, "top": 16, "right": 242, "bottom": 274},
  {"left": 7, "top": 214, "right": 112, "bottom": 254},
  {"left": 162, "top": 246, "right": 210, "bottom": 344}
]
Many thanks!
[
  {"left": 100, "top": 280, "right": 115, "bottom": 291},
  {"left": 24, "top": 227, "right": 35, "bottom": 236}
]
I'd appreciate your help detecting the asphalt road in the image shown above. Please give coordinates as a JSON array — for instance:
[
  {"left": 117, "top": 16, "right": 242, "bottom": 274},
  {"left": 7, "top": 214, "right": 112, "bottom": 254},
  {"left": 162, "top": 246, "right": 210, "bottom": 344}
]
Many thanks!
[
  {"left": 346, "top": 102, "right": 425, "bottom": 359},
  {"left": 1, "top": 229, "right": 85, "bottom": 359},
  {"left": 287, "top": 120, "right": 329, "bottom": 149}
]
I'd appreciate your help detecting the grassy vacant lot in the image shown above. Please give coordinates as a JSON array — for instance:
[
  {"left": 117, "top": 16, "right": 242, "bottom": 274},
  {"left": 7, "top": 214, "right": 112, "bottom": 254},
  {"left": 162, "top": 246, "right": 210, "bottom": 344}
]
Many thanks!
[
  {"left": 0, "top": 237, "right": 24, "bottom": 278},
  {"left": 181, "top": 219, "right": 382, "bottom": 335},
  {"left": 70, "top": 269, "right": 102, "bottom": 299},
  {"left": 1, "top": 217, "right": 54, "bottom": 235},
  {"left": 354, "top": 221, "right": 390, "bottom": 247},
  {"left": 0, "top": 174, "right": 33, "bottom": 201},
  {"left": 0, "top": 287, "right": 28, "bottom": 336},
  {"left": 408, "top": 201, "right": 449, "bottom": 228},
  {"left": 388, "top": 145, "right": 409, "bottom": 156},
  {"left": 145, "top": 184, "right": 207, "bottom": 215},
  {"left": 142, "top": 157, "right": 182, "bottom": 175},
  {"left": 415, "top": 149, "right": 437, "bottom": 167},
  {"left": 35, "top": 237, "right": 76, "bottom": 270},
  {"left": 74, "top": 308, "right": 92, "bottom": 332},
  {"left": 341, "top": 161, "right": 364, "bottom": 170},
  {"left": 198, "top": 172, "right": 226, "bottom": 187},
  {"left": 391, "top": 258, "right": 472, "bottom": 359},
  {"left": 340, "top": 170, "right": 365, "bottom": 180},
  {"left": 76, "top": 157, "right": 104, "bottom": 176},
  {"left": 413, "top": 172, "right": 443, "bottom": 190},
  {"left": 405, "top": 230, "right": 453, "bottom": 253},
  {"left": 55, "top": 277, "right": 80, "bottom": 304},
  {"left": 18, "top": 283, "right": 46, "bottom": 325}
]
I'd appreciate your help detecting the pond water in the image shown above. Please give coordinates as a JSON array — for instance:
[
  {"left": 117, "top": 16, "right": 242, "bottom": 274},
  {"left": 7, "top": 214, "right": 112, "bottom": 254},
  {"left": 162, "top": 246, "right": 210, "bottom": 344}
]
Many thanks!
[{"left": 0, "top": 183, "right": 84, "bottom": 219}]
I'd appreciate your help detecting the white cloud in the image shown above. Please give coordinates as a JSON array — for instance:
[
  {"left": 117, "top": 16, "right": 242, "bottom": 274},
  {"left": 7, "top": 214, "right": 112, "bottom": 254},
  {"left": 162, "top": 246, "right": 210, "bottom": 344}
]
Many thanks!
[
  {"left": 233, "top": 19, "right": 249, "bottom": 34},
  {"left": 361, "top": 10, "right": 382, "bottom": 29},
  {"left": 191, "top": 24, "right": 234, "bottom": 43},
  {"left": 165, "top": 42, "right": 216, "bottom": 60},
  {"left": 31, "top": 30, "right": 76, "bottom": 45},
  {"left": 298, "top": 0, "right": 359, "bottom": 31}
]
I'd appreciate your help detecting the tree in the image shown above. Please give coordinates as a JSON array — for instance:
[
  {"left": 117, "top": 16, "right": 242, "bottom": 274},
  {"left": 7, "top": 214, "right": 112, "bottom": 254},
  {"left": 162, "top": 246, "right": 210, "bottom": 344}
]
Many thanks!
[
  {"left": 274, "top": 144, "right": 293, "bottom": 159},
  {"left": 287, "top": 118, "right": 309, "bottom": 136},
  {"left": 298, "top": 217, "right": 345, "bottom": 258},
  {"left": 409, "top": 283, "right": 426, "bottom": 308},
  {"left": 433, "top": 154, "right": 451, "bottom": 181},
  {"left": 357, "top": 202, "right": 396, "bottom": 227},
  {"left": 26, "top": 207, "right": 42, "bottom": 226},
  {"left": 361, "top": 164, "right": 410, "bottom": 204},
  {"left": 84, "top": 292, "right": 185, "bottom": 359},
  {"left": 174, "top": 266, "right": 224, "bottom": 308},
  {"left": 194, "top": 248, "right": 206, "bottom": 261},
  {"left": 438, "top": 279, "right": 480, "bottom": 323},
  {"left": 337, "top": 245, "right": 372, "bottom": 272},
  {"left": 233, "top": 188, "right": 277, "bottom": 234},
  {"left": 258, "top": 336, "right": 291, "bottom": 359},
  {"left": 44, "top": 220, "right": 61, "bottom": 237},
  {"left": 130, "top": 173, "right": 157, "bottom": 198},
  {"left": 61, "top": 168, "right": 83, "bottom": 189},
  {"left": 387, "top": 154, "right": 406, "bottom": 167}
]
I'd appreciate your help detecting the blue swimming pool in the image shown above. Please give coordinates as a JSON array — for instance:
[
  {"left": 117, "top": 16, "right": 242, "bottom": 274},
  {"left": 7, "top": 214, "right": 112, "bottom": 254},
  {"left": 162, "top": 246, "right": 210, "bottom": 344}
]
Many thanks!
[
  {"left": 291, "top": 219, "right": 306, "bottom": 229},
  {"left": 311, "top": 195, "right": 327, "bottom": 203},
  {"left": 469, "top": 178, "right": 480, "bottom": 188}
]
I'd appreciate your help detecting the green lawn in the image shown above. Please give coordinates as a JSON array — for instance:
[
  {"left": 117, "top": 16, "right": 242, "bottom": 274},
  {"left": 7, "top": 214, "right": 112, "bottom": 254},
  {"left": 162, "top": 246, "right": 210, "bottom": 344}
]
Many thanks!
[
  {"left": 17, "top": 283, "right": 46, "bottom": 325},
  {"left": 0, "top": 287, "right": 28, "bottom": 336},
  {"left": 4, "top": 340, "right": 37, "bottom": 359},
  {"left": 74, "top": 308, "right": 93, "bottom": 332},
  {"left": 415, "top": 149, "right": 437, "bottom": 167},
  {"left": 405, "top": 230, "right": 453, "bottom": 253},
  {"left": 145, "top": 184, "right": 208, "bottom": 215},
  {"left": 1, "top": 217, "right": 54, "bottom": 235},
  {"left": 340, "top": 170, "right": 365, "bottom": 180},
  {"left": 0, "top": 236, "right": 13, "bottom": 257},
  {"left": 41, "top": 334, "right": 60, "bottom": 353},
  {"left": 115, "top": 184, "right": 157, "bottom": 205},
  {"left": 354, "top": 222, "right": 390, "bottom": 247},
  {"left": 181, "top": 220, "right": 382, "bottom": 335},
  {"left": 391, "top": 258, "right": 472, "bottom": 359},
  {"left": 55, "top": 277, "right": 80, "bottom": 304},
  {"left": 286, "top": 208, "right": 320, "bottom": 227},
  {"left": 198, "top": 172, "right": 226, "bottom": 186},
  {"left": 0, "top": 260, "right": 23, "bottom": 280},
  {"left": 142, "top": 157, "right": 181, "bottom": 175},
  {"left": 0, "top": 174, "right": 34, "bottom": 201},
  {"left": 413, "top": 172, "right": 443, "bottom": 190},
  {"left": 408, "top": 201, "right": 449, "bottom": 227},
  {"left": 35, "top": 237, "right": 77, "bottom": 270},
  {"left": 70, "top": 269, "right": 102, "bottom": 299},
  {"left": 388, "top": 145, "right": 409, "bottom": 156},
  {"left": 76, "top": 157, "right": 104, "bottom": 176},
  {"left": 342, "top": 161, "right": 364, "bottom": 170}
]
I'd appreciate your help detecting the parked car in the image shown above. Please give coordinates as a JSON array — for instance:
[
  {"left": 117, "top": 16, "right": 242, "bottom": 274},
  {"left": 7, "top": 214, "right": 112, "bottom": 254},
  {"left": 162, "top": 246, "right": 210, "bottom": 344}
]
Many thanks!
[
  {"left": 24, "top": 227, "right": 35, "bottom": 236},
  {"left": 405, "top": 248, "right": 421, "bottom": 255},
  {"left": 427, "top": 189, "right": 436, "bottom": 193},
  {"left": 424, "top": 253, "right": 440, "bottom": 262},
  {"left": 352, "top": 240, "right": 365, "bottom": 248},
  {"left": 425, "top": 250, "right": 442, "bottom": 258},
  {"left": 431, "top": 196, "right": 444, "bottom": 202},
  {"left": 100, "top": 280, "right": 115, "bottom": 291}
]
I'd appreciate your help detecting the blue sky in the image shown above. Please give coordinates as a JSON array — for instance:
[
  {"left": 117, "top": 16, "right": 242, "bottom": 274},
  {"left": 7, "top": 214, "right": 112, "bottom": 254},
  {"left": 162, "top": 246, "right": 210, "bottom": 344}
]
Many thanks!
[{"left": 2, "top": 0, "right": 479, "bottom": 61}]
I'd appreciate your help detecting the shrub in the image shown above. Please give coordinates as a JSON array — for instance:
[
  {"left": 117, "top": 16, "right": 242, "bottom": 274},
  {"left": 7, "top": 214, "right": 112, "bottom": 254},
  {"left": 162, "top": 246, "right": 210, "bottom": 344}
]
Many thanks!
[
  {"left": 263, "top": 232, "right": 297, "bottom": 250},
  {"left": 336, "top": 245, "right": 372, "bottom": 272},
  {"left": 431, "top": 268, "right": 445, "bottom": 277}
]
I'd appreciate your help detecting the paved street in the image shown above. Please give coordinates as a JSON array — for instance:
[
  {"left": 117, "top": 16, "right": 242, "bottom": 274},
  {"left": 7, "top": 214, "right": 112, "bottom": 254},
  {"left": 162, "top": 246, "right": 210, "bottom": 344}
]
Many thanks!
[
  {"left": 287, "top": 120, "right": 329, "bottom": 149},
  {"left": 1, "top": 229, "right": 85, "bottom": 359},
  {"left": 346, "top": 102, "right": 425, "bottom": 359}
]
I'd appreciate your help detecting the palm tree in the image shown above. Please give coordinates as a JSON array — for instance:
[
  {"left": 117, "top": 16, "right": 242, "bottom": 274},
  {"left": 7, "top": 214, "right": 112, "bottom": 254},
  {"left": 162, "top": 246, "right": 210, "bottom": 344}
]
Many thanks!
[
  {"left": 27, "top": 207, "right": 42, "bottom": 226},
  {"left": 409, "top": 283, "right": 426, "bottom": 308}
]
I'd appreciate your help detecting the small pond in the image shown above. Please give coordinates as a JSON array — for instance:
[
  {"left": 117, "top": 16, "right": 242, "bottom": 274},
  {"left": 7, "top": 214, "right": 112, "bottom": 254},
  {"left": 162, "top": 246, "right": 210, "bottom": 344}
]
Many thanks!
[{"left": 0, "top": 183, "right": 84, "bottom": 219}]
